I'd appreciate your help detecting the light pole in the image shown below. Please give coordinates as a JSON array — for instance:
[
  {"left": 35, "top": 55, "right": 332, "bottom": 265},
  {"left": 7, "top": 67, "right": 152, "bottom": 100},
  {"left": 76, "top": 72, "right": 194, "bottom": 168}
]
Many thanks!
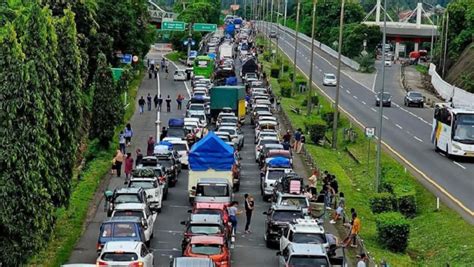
[
  {"left": 442, "top": 11, "right": 449, "bottom": 79},
  {"left": 307, "top": 0, "right": 317, "bottom": 114},
  {"left": 270, "top": 0, "right": 274, "bottom": 59},
  {"left": 284, "top": 0, "right": 288, "bottom": 28},
  {"left": 331, "top": 0, "right": 345, "bottom": 149},
  {"left": 375, "top": 0, "right": 388, "bottom": 192},
  {"left": 276, "top": 0, "right": 281, "bottom": 66},
  {"left": 292, "top": 0, "right": 301, "bottom": 95}
]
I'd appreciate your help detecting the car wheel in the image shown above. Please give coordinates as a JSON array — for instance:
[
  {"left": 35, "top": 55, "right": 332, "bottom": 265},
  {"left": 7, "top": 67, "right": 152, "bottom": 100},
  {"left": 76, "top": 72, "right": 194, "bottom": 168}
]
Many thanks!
[
  {"left": 163, "top": 190, "right": 168, "bottom": 200},
  {"left": 420, "top": 103, "right": 424, "bottom": 108},
  {"left": 265, "top": 238, "right": 272, "bottom": 248},
  {"left": 434, "top": 139, "right": 440, "bottom": 152},
  {"left": 157, "top": 207, "right": 162, "bottom": 213},
  {"left": 445, "top": 144, "right": 452, "bottom": 159},
  {"left": 388, "top": 103, "right": 391, "bottom": 107}
]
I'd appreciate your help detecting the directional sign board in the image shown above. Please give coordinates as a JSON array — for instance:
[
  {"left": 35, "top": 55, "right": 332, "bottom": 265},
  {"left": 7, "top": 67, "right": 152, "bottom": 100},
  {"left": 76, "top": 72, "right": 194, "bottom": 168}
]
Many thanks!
[
  {"left": 162, "top": 21, "right": 186, "bottom": 31},
  {"left": 365, "top": 127, "right": 376, "bottom": 138},
  {"left": 120, "top": 54, "right": 132, "bottom": 64},
  {"left": 193, "top": 23, "right": 217, "bottom": 32}
]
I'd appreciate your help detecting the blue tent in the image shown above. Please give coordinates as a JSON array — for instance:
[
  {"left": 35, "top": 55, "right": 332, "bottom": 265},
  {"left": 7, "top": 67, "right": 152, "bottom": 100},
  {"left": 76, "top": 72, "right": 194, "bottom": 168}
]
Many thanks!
[
  {"left": 189, "top": 132, "right": 234, "bottom": 171},
  {"left": 225, "top": 76, "right": 237, "bottom": 85},
  {"left": 267, "top": 157, "right": 291, "bottom": 168},
  {"left": 168, "top": 118, "right": 184, "bottom": 127}
]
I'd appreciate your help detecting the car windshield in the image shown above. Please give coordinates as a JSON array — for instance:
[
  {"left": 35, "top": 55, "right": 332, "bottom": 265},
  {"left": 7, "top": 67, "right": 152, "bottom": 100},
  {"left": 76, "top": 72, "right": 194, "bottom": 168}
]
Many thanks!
[
  {"left": 189, "top": 225, "right": 222, "bottom": 235},
  {"left": 272, "top": 210, "right": 302, "bottom": 222},
  {"left": 191, "top": 244, "right": 222, "bottom": 255},
  {"left": 217, "top": 135, "right": 231, "bottom": 142},
  {"left": 377, "top": 93, "right": 391, "bottom": 100},
  {"left": 453, "top": 114, "right": 474, "bottom": 143},
  {"left": 113, "top": 223, "right": 137, "bottom": 237},
  {"left": 409, "top": 92, "right": 422, "bottom": 98},
  {"left": 288, "top": 255, "right": 329, "bottom": 267},
  {"left": 190, "top": 105, "right": 205, "bottom": 111},
  {"left": 195, "top": 209, "right": 223, "bottom": 216},
  {"left": 129, "top": 181, "right": 156, "bottom": 189},
  {"left": 222, "top": 117, "right": 238, "bottom": 123},
  {"left": 115, "top": 194, "right": 140, "bottom": 204},
  {"left": 325, "top": 74, "right": 335, "bottom": 79},
  {"left": 280, "top": 197, "right": 308, "bottom": 208},
  {"left": 219, "top": 128, "right": 236, "bottom": 135},
  {"left": 113, "top": 210, "right": 143, "bottom": 219},
  {"left": 196, "top": 185, "right": 229, "bottom": 197},
  {"left": 167, "top": 128, "right": 185, "bottom": 138},
  {"left": 254, "top": 106, "right": 269, "bottom": 112},
  {"left": 267, "top": 170, "right": 285, "bottom": 180},
  {"left": 131, "top": 168, "right": 155, "bottom": 178},
  {"left": 157, "top": 159, "right": 172, "bottom": 168},
  {"left": 173, "top": 144, "right": 188, "bottom": 151},
  {"left": 101, "top": 252, "right": 139, "bottom": 261},
  {"left": 246, "top": 73, "right": 257, "bottom": 79},
  {"left": 191, "top": 114, "right": 206, "bottom": 120},
  {"left": 261, "top": 139, "right": 279, "bottom": 146},
  {"left": 291, "top": 233, "right": 327, "bottom": 244}
]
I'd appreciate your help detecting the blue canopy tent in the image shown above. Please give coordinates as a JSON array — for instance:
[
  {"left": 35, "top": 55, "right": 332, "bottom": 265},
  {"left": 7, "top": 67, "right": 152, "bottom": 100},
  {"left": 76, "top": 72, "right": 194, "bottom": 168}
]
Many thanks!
[
  {"left": 267, "top": 157, "right": 291, "bottom": 168},
  {"left": 189, "top": 132, "right": 234, "bottom": 171},
  {"left": 225, "top": 76, "right": 237, "bottom": 85}
]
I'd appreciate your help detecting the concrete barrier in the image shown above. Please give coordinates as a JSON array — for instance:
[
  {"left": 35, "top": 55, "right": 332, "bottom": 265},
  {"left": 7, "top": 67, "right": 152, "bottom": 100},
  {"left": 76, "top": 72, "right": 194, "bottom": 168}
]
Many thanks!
[{"left": 428, "top": 63, "right": 474, "bottom": 108}]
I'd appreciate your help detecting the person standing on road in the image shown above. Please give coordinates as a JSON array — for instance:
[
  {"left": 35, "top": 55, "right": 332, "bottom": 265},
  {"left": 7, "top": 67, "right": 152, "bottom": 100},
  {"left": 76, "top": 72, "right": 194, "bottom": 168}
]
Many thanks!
[
  {"left": 343, "top": 212, "right": 361, "bottom": 248},
  {"left": 294, "top": 128, "right": 302, "bottom": 152},
  {"left": 297, "top": 132, "right": 305, "bottom": 153},
  {"left": 146, "top": 135, "right": 155, "bottom": 156},
  {"left": 244, "top": 194, "right": 255, "bottom": 234},
  {"left": 176, "top": 94, "right": 184, "bottom": 110},
  {"left": 165, "top": 95, "right": 172, "bottom": 112},
  {"left": 307, "top": 169, "right": 318, "bottom": 195},
  {"left": 124, "top": 152, "right": 134, "bottom": 182},
  {"left": 154, "top": 94, "right": 159, "bottom": 109},
  {"left": 147, "top": 93, "right": 152, "bottom": 111},
  {"left": 135, "top": 148, "right": 143, "bottom": 167},
  {"left": 118, "top": 131, "right": 126, "bottom": 154},
  {"left": 357, "top": 253, "right": 368, "bottom": 267},
  {"left": 154, "top": 64, "right": 159, "bottom": 78},
  {"left": 124, "top": 123, "right": 133, "bottom": 147},
  {"left": 138, "top": 96, "right": 145, "bottom": 114},
  {"left": 113, "top": 149, "right": 124, "bottom": 177},
  {"left": 160, "top": 126, "right": 168, "bottom": 141},
  {"left": 158, "top": 94, "right": 163, "bottom": 111},
  {"left": 165, "top": 65, "right": 169, "bottom": 79},
  {"left": 161, "top": 58, "right": 165, "bottom": 71},
  {"left": 227, "top": 201, "right": 243, "bottom": 235}
]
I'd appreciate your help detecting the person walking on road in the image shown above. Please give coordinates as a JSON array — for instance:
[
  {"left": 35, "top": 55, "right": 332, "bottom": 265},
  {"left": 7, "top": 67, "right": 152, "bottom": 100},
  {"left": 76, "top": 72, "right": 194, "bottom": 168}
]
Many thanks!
[
  {"left": 138, "top": 96, "right": 145, "bottom": 114},
  {"left": 157, "top": 94, "right": 163, "bottom": 111},
  {"left": 153, "top": 94, "right": 159, "bottom": 110},
  {"left": 124, "top": 123, "right": 133, "bottom": 146},
  {"left": 118, "top": 131, "right": 126, "bottom": 154},
  {"left": 161, "top": 58, "right": 165, "bottom": 71},
  {"left": 147, "top": 93, "right": 152, "bottom": 111},
  {"left": 135, "top": 148, "right": 143, "bottom": 167},
  {"left": 244, "top": 194, "right": 255, "bottom": 234},
  {"left": 297, "top": 132, "right": 305, "bottom": 153},
  {"left": 124, "top": 152, "right": 134, "bottom": 182},
  {"left": 227, "top": 201, "right": 243, "bottom": 235},
  {"left": 294, "top": 128, "right": 302, "bottom": 152},
  {"left": 307, "top": 169, "right": 318, "bottom": 195},
  {"left": 176, "top": 94, "right": 184, "bottom": 110},
  {"left": 165, "top": 95, "right": 172, "bottom": 112},
  {"left": 113, "top": 149, "right": 124, "bottom": 177},
  {"left": 146, "top": 135, "right": 155, "bottom": 156},
  {"left": 343, "top": 212, "right": 361, "bottom": 248},
  {"left": 154, "top": 64, "right": 159, "bottom": 78},
  {"left": 160, "top": 126, "right": 168, "bottom": 141},
  {"left": 165, "top": 65, "right": 169, "bottom": 79}
]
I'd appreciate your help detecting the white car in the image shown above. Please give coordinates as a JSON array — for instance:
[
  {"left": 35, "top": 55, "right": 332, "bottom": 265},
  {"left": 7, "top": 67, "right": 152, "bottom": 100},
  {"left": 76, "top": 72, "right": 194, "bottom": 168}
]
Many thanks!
[
  {"left": 323, "top": 73, "right": 337, "bottom": 86},
  {"left": 384, "top": 59, "right": 392, "bottom": 67},
  {"left": 111, "top": 203, "right": 157, "bottom": 243},
  {"left": 129, "top": 168, "right": 165, "bottom": 212},
  {"left": 260, "top": 168, "right": 293, "bottom": 201},
  {"left": 96, "top": 241, "right": 154, "bottom": 267},
  {"left": 163, "top": 138, "right": 189, "bottom": 168},
  {"left": 255, "top": 130, "right": 279, "bottom": 144},
  {"left": 255, "top": 136, "right": 280, "bottom": 161},
  {"left": 173, "top": 69, "right": 186, "bottom": 81}
]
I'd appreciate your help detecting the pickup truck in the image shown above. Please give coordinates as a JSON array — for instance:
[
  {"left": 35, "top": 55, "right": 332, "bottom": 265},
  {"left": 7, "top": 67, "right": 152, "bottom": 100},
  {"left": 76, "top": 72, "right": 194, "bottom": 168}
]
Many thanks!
[{"left": 188, "top": 170, "right": 233, "bottom": 204}]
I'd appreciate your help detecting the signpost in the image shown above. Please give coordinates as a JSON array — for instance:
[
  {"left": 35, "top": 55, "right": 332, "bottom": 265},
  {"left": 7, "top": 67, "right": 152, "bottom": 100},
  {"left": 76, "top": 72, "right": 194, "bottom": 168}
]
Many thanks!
[
  {"left": 120, "top": 54, "right": 132, "bottom": 64},
  {"left": 193, "top": 23, "right": 217, "bottom": 32},
  {"left": 365, "top": 127, "right": 376, "bottom": 181},
  {"left": 162, "top": 21, "right": 186, "bottom": 31}
]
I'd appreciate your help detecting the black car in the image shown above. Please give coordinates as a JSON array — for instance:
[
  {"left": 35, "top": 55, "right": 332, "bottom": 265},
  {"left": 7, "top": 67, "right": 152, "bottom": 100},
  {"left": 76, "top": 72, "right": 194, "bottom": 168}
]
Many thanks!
[
  {"left": 156, "top": 154, "right": 179, "bottom": 187},
  {"left": 263, "top": 204, "right": 304, "bottom": 248},
  {"left": 404, "top": 91, "right": 424, "bottom": 107},
  {"left": 375, "top": 92, "right": 392, "bottom": 107}
]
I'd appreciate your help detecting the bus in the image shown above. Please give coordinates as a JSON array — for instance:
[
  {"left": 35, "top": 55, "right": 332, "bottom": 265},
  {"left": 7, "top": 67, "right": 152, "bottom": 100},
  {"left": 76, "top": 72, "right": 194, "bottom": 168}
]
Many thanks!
[
  {"left": 193, "top": 55, "right": 214, "bottom": 78},
  {"left": 431, "top": 103, "right": 474, "bottom": 157}
]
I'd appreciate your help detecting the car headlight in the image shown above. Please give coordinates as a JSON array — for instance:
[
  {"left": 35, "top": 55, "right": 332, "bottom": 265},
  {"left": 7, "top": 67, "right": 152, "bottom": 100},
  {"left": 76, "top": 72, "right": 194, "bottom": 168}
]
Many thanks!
[{"left": 452, "top": 143, "right": 462, "bottom": 150}]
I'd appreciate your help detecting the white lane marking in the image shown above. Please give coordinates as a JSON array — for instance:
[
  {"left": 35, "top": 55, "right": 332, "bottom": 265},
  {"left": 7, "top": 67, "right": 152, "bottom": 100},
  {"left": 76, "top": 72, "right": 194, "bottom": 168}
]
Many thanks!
[
  {"left": 362, "top": 101, "right": 367, "bottom": 105},
  {"left": 371, "top": 108, "right": 377, "bottom": 112},
  {"left": 371, "top": 69, "right": 378, "bottom": 92},
  {"left": 453, "top": 161, "right": 466, "bottom": 170},
  {"left": 353, "top": 95, "right": 358, "bottom": 99},
  {"left": 414, "top": 136, "right": 423, "bottom": 142},
  {"left": 438, "top": 152, "right": 446, "bottom": 157},
  {"left": 393, "top": 103, "right": 400, "bottom": 107},
  {"left": 396, "top": 124, "right": 403, "bottom": 129},
  {"left": 383, "top": 115, "right": 389, "bottom": 120},
  {"left": 346, "top": 90, "right": 351, "bottom": 94}
]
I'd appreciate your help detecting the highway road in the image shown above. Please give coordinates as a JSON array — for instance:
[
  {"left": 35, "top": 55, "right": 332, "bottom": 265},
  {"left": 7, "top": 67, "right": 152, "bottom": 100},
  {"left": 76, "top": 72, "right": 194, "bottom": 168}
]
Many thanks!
[{"left": 259, "top": 22, "right": 474, "bottom": 222}]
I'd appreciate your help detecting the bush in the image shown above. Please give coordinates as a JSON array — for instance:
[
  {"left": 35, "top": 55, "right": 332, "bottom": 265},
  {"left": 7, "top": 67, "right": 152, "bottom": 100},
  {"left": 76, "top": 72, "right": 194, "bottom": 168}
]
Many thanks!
[
  {"left": 280, "top": 81, "right": 293, "bottom": 98},
  {"left": 311, "top": 95, "right": 319, "bottom": 107},
  {"left": 307, "top": 123, "right": 327, "bottom": 144},
  {"left": 278, "top": 74, "right": 291, "bottom": 83},
  {"left": 376, "top": 212, "right": 410, "bottom": 252},
  {"left": 370, "top": 193, "right": 397, "bottom": 214},
  {"left": 295, "top": 75, "right": 307, "bottom": 87},
  {"left": 397, "top": 193, "right": 417, "bottom": 218},
  {"left": 270, "top": 64, "right": 280, "bottom": 78},
  {"left": 283, "top": 64, "right": 290, "bottom": 72},
  {"left": 322, "top": 111, "right": 335, "bottom": 127},
  {"left": 263, "top": 51, "right": 272, "bottom": 61}
]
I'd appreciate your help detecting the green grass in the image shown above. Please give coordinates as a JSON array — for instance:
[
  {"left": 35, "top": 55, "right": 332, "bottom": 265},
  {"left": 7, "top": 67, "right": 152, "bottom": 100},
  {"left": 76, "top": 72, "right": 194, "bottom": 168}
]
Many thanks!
[
  {"left": 415, "top": 64, "right": 429, "bottom": 75},
  {"left": 259, "top": 38, "right": 474, "bottom": 266},
  {"left": 166, "top": 51, "right": 186, "bottom": 63},
  {"left": 29, "top": 68, "right": 144, "bottom": 266}
]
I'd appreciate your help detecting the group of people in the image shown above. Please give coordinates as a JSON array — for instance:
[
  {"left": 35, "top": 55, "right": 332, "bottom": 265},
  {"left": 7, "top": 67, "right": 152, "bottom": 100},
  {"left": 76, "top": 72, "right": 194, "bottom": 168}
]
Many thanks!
[
  {"left": 148, "top": 58, "right": 169, "bottom": 79},
  {"left": 226, "top": 193, "right": 255, "bottom": 236},
  {"left": 281, "top": 129, "right": 306, "bottom": 153},
  {"left": 139, "top": 94, "right": 176, "bottom": 113}
]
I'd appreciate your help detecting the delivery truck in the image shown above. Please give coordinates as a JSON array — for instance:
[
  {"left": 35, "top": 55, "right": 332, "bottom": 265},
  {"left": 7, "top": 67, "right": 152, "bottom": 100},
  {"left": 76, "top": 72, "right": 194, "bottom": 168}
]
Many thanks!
[{"left": 210, "top": 86, "right": 246, "bottom": 123}]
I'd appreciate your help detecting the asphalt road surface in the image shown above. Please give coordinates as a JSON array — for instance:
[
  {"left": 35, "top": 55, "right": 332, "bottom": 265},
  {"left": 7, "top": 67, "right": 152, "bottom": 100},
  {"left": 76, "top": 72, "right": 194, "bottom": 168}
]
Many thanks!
[{"left": 259, "top": 22, "right": 474, "bottom": 222}]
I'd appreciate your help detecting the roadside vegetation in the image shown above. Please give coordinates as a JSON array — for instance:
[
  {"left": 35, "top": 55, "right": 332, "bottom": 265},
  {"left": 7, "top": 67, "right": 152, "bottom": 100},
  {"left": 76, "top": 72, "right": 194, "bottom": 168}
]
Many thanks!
[
  {"left": 0, "top": 1, "right": 154, "bottom": 265},
  {"left": 257, "top": 36, "right": 474, "bottom": 266},
  {"left": 166, "top": 50, "right": 187, "bottom": 63}
]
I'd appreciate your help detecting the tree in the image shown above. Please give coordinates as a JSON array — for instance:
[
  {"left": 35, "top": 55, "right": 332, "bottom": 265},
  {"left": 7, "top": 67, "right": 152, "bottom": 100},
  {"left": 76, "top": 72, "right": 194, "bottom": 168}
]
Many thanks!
[
  {"left": 90, "top": 53, "right": 123, "bottom": 147},
  {"left": 54, "top": 8, "right": 84, "bottom": 203},
  {"left": 0, "top": 23, "right": 55, "bottom": 266}
]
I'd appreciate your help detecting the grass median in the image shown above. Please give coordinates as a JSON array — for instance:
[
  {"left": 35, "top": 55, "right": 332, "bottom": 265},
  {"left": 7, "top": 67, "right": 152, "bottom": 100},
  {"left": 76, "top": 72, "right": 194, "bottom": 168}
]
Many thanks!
[
  {"left": 29, "top": 68, "right": 144, "bottom": 266},
  {"left": 258, "top": 38, "right": 474, "bottom": 266}
]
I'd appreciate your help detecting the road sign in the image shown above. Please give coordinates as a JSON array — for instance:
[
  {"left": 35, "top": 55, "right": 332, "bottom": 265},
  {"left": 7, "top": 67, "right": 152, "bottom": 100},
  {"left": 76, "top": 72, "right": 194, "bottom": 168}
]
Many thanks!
[
  {"left": 120, "top": 54, "right": 132, "bottom": 64},
  {"left": 132, "top": 55, "right": 139, "bottom": 63},
  {"left": 162, "top": 21, "right": 186, "bottom": 31},
  {"left": 193, "top": 23, "right": 217, "bottom": 32},
  {"left": 365, "top": 127, "right": 376, "bottom": 138}
]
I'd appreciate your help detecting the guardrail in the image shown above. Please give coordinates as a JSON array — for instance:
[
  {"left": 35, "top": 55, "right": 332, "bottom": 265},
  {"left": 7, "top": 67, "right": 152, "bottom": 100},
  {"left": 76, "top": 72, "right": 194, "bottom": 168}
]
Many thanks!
[{"left": 428, "top": 63, "right": 474, "bottom": 108}]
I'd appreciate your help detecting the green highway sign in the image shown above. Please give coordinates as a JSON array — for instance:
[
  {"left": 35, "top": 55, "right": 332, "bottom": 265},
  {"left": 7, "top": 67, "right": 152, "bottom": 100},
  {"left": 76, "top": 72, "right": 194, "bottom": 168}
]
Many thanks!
[
  {"left": 193, "top": 23, "right": 217, "bottom": 32},
  {"left": 162, "top": 21, "right": 186, "bottom": 31}
]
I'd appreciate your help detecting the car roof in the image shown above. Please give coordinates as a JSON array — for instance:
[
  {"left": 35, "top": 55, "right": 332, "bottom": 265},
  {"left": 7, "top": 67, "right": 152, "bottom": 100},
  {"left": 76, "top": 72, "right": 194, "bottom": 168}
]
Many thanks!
[
  {"left": 258, "top": 120, "right": 278, "bottom": 125},
  {"left": 218, "top": 126, "right": 237, "bottom": 131},
  {"left": 105, "top": 216, "right": 142, "bottom": 223},
  {"left": 190, "top": 235, "right": 225, "bottom": 245},
  {"left": 324, "top": 73, "right": 335, "bottom": 76},
  {"left": 102, "top": 241, "right": 141, "bottom": 252},
  {"left": 260, "top": 136, "right": 279, "bottom": 140},
  {"left": 195, "top": 202, "right": 227, "bottom": 210},
  {"left": 214, "top": 131, "right": 231, "bottom": 136},
  {"left": 190, "top": 214, "right": 222, "bottom": 224},
  {"left": 272, "top": 204, "right": 302, "bottom": 211},
  {"left": 114, "top": 203, "right": 147, "bottom": 211},
  {"left": 288, "top": 243, "right": 327, "bottom": 256},
  {"left": 115, "top": 187, "right": 142, "bottom": 194},
  {"left": 267, "top": 150, "right": 290, "bottom": 156}
]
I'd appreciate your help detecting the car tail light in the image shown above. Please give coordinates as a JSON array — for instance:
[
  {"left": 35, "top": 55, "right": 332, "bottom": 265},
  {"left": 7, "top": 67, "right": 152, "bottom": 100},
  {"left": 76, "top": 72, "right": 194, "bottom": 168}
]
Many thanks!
[
  {"left": 96, "top": 260, "right": 108, "bottom": 266},
  {"left": 96, "top": 243, "right": 102, "bottom": 251},
  {"left": 128, "top": 262, "right": 144, "bottom": 267}
]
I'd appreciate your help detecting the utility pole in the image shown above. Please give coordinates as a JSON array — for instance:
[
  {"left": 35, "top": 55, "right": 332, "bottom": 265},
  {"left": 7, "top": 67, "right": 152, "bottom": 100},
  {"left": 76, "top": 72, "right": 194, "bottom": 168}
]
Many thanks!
[
  {"left": 187, "top": 22, "right": 192, "bottom": 57},
  {"left": 276, "top": 0, "right": 281, "bottom": 63},
  {"left": 284, "top": 0, "right": 288, "bottom": 27},
  {"left": 442, "top": 11, "right": 449, "bottom": 79},
  {"left": 244, "top": 0, "right": 247, "bottom": 19},
  {"left": 270, "top": 0, "right": 274, "bottom": 59},
  {"left": 331, "top": 0, "right": 345, "bottom": 149},
  {"left": 292, "top": 0, "right": 301, "bottom": 95},
  {"left": 375, "top": 0, "right": 388, "bottom": 192},
  {"left": 307, "top": 0, "right": 317, "bottom": 114}
]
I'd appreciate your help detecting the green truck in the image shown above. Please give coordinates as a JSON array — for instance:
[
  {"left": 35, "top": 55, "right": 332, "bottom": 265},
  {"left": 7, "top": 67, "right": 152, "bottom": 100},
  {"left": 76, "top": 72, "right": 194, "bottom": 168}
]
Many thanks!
[{"left": 210, "top": 86, "right": 246, "bottom": 122}]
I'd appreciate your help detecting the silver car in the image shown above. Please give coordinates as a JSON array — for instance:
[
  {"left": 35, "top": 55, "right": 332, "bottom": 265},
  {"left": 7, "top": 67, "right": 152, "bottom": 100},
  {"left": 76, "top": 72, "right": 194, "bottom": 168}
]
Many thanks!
[{"left": 323, "top": 73, "right": 337, "bottom": 86}]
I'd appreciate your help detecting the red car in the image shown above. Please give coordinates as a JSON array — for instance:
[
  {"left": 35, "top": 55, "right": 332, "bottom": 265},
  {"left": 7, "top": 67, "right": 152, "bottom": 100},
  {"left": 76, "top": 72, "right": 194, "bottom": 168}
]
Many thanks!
[
  {"left": 180, "top": 214, "right": 230, "bottom": 252},
  {"left": 192, "top": 202, "right": 230, "bottom": 224},
  {"left": 183, "top": 236, "right": 231, "bottom": 267}
]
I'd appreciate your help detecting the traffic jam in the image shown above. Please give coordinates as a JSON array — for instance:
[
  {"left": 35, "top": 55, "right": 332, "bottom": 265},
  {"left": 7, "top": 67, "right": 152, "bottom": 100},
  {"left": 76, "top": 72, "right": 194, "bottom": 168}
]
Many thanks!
[{"left": 94, "top": 17, "right": 346, "bottom": 267}]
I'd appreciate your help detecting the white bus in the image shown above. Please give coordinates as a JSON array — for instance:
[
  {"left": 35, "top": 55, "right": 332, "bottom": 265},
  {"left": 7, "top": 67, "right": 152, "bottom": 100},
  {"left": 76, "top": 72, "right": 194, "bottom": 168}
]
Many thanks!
[{"left": 431, "top": 103, "right": 474, "bottom": 157}]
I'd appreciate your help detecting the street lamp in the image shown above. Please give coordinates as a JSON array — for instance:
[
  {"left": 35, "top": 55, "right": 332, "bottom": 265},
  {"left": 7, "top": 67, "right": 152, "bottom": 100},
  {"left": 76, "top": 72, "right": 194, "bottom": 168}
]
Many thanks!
[
  {"left": 375, "top": 0, "right": 388, "bottom": 192},
  {"left": 291, "top": 0, "right": 301, "bottom": 95},
  {"left": 331, "top": 0, "right": 345, "bottom": 149},
  {"left": 307, "top": 0, "right": 317, "bottom": 114}
]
